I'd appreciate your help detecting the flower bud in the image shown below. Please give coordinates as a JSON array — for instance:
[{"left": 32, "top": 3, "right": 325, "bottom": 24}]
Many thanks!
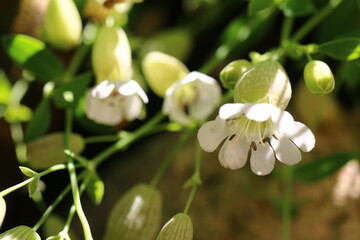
[
  {"left": 156, "top": 213, "right": 193, "bottom": 240},
  {"left": 92, "top": 26, "right": 132, "bottom": 82},
  {"left": 142, "top": 51, "right": 189, "bottom": 97},
  {"left": 0, "top": 197, "right": 5, "bottom": 228},
  {"left": 234, "top": 61, "right": 292, "bottom": 110},
  {"left": 0, "top": 226, "right": 40, "bottom": 240},
  {"left": 220, "top": 59, "right": 252, "bottom": 89},
  {"left": 303, "top": 60, "right": 335, "bottom": 96},
  {"left": 104, "top": 183, "right": 162, "bottom": 240},
  {"left": 44, "top": 0, "right": 82, "bottom": 50},
  {"left": 27, "top": 132, "right": 85, "bottom": 169}
]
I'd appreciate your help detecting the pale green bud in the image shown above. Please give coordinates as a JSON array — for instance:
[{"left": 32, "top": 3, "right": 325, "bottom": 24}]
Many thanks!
[
  {"left": 156, "top": 213, "right": 193, "bottom": 240},
  {"left": 142, "top": 51, "right": 189, "bottom": 97},
  {"left": 104, "top": 183, "right": 162, "bottom": 240},
  {"left": 0, "top": 226, "right": 40, "bottom": 240},
  {"left": 220, "top": 59, "right": 252, "bottom": 89},
  {"left": 234, "top": 61, "right": 292, "bottom": 110},
  {"left": 304, "top": 60, "right": 335, "bottom": 96},
  {"left": 27, "top": 132, "right": 85, "bottom": 170},
  {"left": 44, "top": 0, "right": 82, "bottom": 50},
  {"left": 0, "top": 197, "right": 5, "bottom": 228},
  {"left": 92, "top": 26, "right": 132, "bottom": 82}
]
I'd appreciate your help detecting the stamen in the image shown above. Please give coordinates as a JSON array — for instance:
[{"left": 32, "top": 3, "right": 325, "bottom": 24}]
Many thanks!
[
  {"left": 251, "top": 141, "right": 257, "bottom": 151},
  {"left": 229, "top": 134, "right": 236, "bottom": 141},
  {"left": 272, "top": 134, "right": 278, "bottom": 140}
]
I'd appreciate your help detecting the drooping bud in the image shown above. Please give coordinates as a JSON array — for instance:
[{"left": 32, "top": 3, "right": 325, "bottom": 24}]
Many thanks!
[
  {"left": 0, "top": 226, "right": 41, "bottom": 240},
  {"left": 220, "top": 59, "right": 252, "bottom": 89},
  {"left": 92, "top": 26, "right": 132, "bottom": 82},
  {"left": 142, "top": 51, "right": 189, "bottom": 97},
  {"left": 27, "top": 132, "right": 85, "bottom": 169},
  {"left": 0, "top": 197, "right": 5, "bottom": 228},
  {"left": 234, "top": 61, "right": 292, "bottom": 110},
  {"left": 156, "top": 213, "right": 193, "bottom": 240},
  {"left": 303, "top": 60, "right": 335, "bottom": 96},
  {"left": 44, "top": 0, "right": 82, "bottom": 50},
  {"left": 103, "top": 183, "right": 162, "bottom": 240}
]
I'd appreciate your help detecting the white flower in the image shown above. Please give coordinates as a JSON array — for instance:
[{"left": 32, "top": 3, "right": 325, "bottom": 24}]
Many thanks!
[
  {"left": 197, "top": 103, "right": 315, "bottom": 175},
  {"left": 85, "top": 80, "right": 148, "bottom": 125},
  {"left": 163, "top": 71, "right": 222, "bottom": 125}
]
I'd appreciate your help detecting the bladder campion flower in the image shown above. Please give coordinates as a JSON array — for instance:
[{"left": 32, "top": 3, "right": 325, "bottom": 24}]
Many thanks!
[
  {"left": 0, "top": 226, "right": 41, "bottom": 240},
  {"left": 163, "top": 71, "right": 222, "bottom": 125},
  {"left": 156, "top": 213, "right": 193, "bottom": 240},
  {"left": 198, "top": 61, "right": 315, "bottom": 175},
  {"left": 86, "top": 26, "right": 148, "bottom": 125}
]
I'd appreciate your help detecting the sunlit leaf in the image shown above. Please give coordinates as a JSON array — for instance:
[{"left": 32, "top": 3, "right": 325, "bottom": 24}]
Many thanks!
[
  {"left": 51, "top": 72, "right": 92, "bottom": 109},
  {"left": 319, "top": 38, "right": 360, "bottom": 61},
  {"left": 28, "top": 177, "right": 39, "bottom": 198},
  {"left": 1, "top": 34, "right": 64, "bottom": 82},
  {"left": 4, "top": 104, "right": 32, "bottom": 123},
  {"left": 24, "top": 99, "right": 51, "bottom": 142},
  {"left": 0, "top": 70, "right": 11, "bottom": 104},
  {"left": 86, "top": 173, "right": 105, "bottom": 205},
  {"left": 293, "top": 152, "right": 360, "bottom": 183},
  {"left": 248, "top": 0, "right": 275, "bottom": 15},
  {"left": 278, "top": 0, "right": 314, "bottom": 17},
  {"left": 19, "top": 166, "right": 38, "bottom": 177}
]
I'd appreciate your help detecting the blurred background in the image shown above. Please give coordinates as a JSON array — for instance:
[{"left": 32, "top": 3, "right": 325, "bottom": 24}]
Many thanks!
[{"left": 1, "top": 0, "right": 360, "bottom": 239}]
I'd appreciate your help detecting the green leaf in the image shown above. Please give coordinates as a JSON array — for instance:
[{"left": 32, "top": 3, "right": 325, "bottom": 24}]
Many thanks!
[
  {"left": 319, "top": 38, "right": 360, "bottom": 61},
  {"left": 248, "top": 0, "right": 275, "bottom": 15},
  {"left": 279, "top": 0, "right": 315, "bottom": 17},
  {"left": 1, "top": 34, "right": 64, "bottom": 82},
  {"left": 0, "top": 70, "right": 11, "bottom": 104},
  {"left": 19, "top": 166, "right": 38, "bottom": 177},
  {"left": 4, "top": 104, "right": 32, "bottom": 123},
  {"left": 293, "top": 152, "right": 360, "bottom": 183},
  {"left": 25, "top": 99, "right": 51, "bottom": 142},
  {"left": 51, "top": 72, "right": 92, "bottom": 109},
  {"left": 86, "top": 173, "right": 105, "bottom": 205},
  {"left": 28, "top": 177, "right": 39, "bottom": 198}
]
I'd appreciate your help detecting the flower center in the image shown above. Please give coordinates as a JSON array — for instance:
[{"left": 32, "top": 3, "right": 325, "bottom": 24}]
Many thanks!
[
  {"left": 228, "top": 117, "right": 274, "bottom": 145},
  {"left": 173, "top": 82, "right": 198, "bottom": 109}
]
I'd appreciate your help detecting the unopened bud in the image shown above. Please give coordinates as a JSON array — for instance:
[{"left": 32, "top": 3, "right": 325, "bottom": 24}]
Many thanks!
[
  {"left": 304, "top": 60, "right": 335, "bottom": 96},
  {"left": 142, "top": 51, "right": 189, "bottom": 97},
  {"left": 0, "top": 226, "right": 40, "bottom": 240},
  {"left": 156, "top": 213, "right": 193, "bottom": 240},
  {"left": 44, "top": 0, "right": 82, "bottom": 50},
  {"left": 220, "top": 59, "right": 252, "bottom": 89},
  {"left": 0, "top": 197, "right": 5, "bottom": 228},
  {"left": 234, "top": 61, "right": 292, "bottom": 110},
  {"left": 27, "top": 132, "right": 85, "bottom": 169},
  {"left": 92, "top": 26, "right": 132, "bottom": 82},
  {"left": 104, "top": 183, "right": 162, "bottom": 240}
]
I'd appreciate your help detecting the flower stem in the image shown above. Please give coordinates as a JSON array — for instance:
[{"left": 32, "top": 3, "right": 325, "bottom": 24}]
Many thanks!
[
  {"left": 280, "top": 17, "right": 294, "bottom": 44},
  {"left": 183, "top": 143, "right": 202, "bottom": 214},
  {"left": 281, "top": 166, "right": 293, "bottom": 240},
  {"left": 84, "top": 135, "right": 119, "bottom": 144},
  {"left": 291, "top": 0, "right": 343, "bottom": 42},
  {"left": 62, "top": 43, "right": 91, "bottom": 83},
  {"left": 92, "top": 112, "right": 165, "bottom": 166},
  {"left": 65, "top": 109, "right": 93, "bottom": 240},
  {"left": 150, "top": 128, "right": 195, "bottom": 188}
]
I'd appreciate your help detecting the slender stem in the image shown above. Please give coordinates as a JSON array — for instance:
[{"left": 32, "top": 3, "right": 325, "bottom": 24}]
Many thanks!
[
  {"left": 92, "top": 112, "right": 165, "bottom": 166},
  {"left": 280, "top": 17, "right": 294, "bottom": 44},
  {"left": 183, "top": 143, "right": 202, "bottom": 214},
  {"left": 281, "top": 167, "right": 293, "bottom": 240},
  {"left": 65, "top": 109, "right": 93, "bottom": 240},
  {"left": 0, "top": 178, "right": 33, "bottom": 197},
  {"left": 84, "top": 135, "right": 119, "bottom": 144},
  {"left": 150, "top": 128, "right": 195, "bottom": 188},
  {"left": 62, "top": 44, "right": 91, "bottom": 83},
  {"left": 292, "top": 0, "right": 343, "bottom": 42},
  {"left": 10, "top": 123, "right": 27, "bottom": 163}
]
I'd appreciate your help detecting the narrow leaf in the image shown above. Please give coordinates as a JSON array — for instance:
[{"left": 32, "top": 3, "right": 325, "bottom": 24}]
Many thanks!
[
  {"left": 279, "top": 0, "right": 315, "bottom": 17},
  {"left": 0, "top": 70, "right": 11, "bottom": 104},
  {"left": 293, "top": 152, "right": 360, "bottom": 183},
  {"left": 1, "top": 34, "right": 64, "bottom": 82},
  {"left": 248, "top": 0, "right": 275, "bottom": 15},
  {"left": 25, "top": 99, "right": 51, "bottom": 142},
  {"left": 319, "top": 38, "right": 360, "bottom": 61},
  {"left": 19, "top": 166, "right": 38, "bottom": 177},
  {"left": 28, "top": 177, "right": 39, "bottom": 198}
]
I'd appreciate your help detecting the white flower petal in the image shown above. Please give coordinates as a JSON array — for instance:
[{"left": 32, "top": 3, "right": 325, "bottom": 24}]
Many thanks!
[
  {"left": 93, "top": 80, "right": 115, "bottom": 99},
  {"left": 162, "top": 93, "right": 191, "bottom": 125},
  {"left": 219, "top": 103, "right": 276, "bottom": 122},
  {"left": 123, "top": 94, "right": 143, "bottom": 121},
  {"left": 118, "top": 80, "right": 148, "bottom": 103},
  {"left": 285, "top": 121, "right": 315, "bottom": 152},
  {"left": 271, "top": 110, "right": 294, "bottom": 133},
  {"left": 197, "top": 116, "right": 230, "bottom": 152},
  {"left": 219, "top": 137, "right": 249, "bottom": 170},
  {"left": 250, "top": 143, "right": 275, "bottom": 176},
  {"left": 271, "top": 136, "right": 302, "bottom": 165}
]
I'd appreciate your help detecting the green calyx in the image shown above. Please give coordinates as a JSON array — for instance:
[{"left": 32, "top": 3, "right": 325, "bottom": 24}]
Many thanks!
[{"left": 303, "top": 60, "right": 335, "bottom": 96}]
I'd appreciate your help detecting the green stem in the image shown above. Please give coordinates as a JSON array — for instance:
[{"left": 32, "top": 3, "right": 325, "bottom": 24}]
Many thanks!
[
  {"left": 183, "top": 143, "right": 202, "bottom": 214},
  {"left": 84, "top": 135, "right": 119, "bottom": 144},
  {"left": 65, "top": 109, "right": 93, "bottom": 240},
  {"left": 281, "top": 167, "right": 293, "bottom": 240},
  {"left": 62, "top": 43, "right": 91, "bottom": 83},
  {"left": 9, "top": 123, "right": 27, "bottom": 163},
  {"left": 150, "top": 128, "right": 195, "bottom": 188},
  {"left": 92, "top": 112, "right": 165, "bottom": 166},
  {"left": 292, "top": 0, "right": 343, "bottom": 42},
  {"left": 280, "top": 17, "right": 294, "bottom": 44}
]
